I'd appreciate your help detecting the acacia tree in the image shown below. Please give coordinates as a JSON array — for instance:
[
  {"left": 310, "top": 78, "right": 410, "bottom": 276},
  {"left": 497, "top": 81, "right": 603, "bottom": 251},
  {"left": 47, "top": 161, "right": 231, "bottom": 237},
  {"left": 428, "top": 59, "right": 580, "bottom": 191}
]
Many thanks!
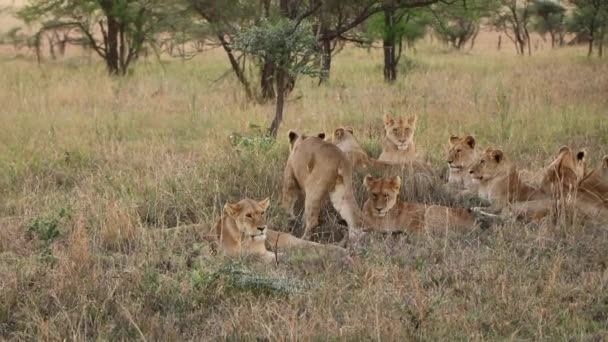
[
  {"left": 193, "top": 0, "right": 446, "bottom": 92},
  {"left": 492, "top": 0, "right": 534, "bottom": 56},
  {"left": 366, "top": 7, "right": 429, "bottom": 82},
  {"left": 233, "top": 19, "right": 319, "bottom": 137},
  {"left": 568, "top": 0, "right": 608, "bottom": 57},
  {"left": 431, "top": 0, "right": 495, "bottom": 50},
  {"left": 531, "top": 0, "right": 566, "bottom": 48},
  {"left": 17, "top": 0, "right": 181, "bottom": 75}
]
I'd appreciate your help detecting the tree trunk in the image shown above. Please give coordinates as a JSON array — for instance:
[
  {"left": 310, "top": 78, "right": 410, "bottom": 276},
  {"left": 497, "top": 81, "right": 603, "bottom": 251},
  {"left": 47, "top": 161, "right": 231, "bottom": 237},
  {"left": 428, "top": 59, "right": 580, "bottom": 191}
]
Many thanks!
[
  {"left": 588, "top": 22, "right": 595, "bottom": 57},
  {"left": 269, "top": 69, "right": 286, "bottom": 138},
  {"left": 260, "top": 61, "right": 276, "bottom": 100},
  {"left": 383, "top": 8, "right": 397, "bottom": 82},
  {"left": 599, "top": 31, "right": 604, "bottom": 57},
  {"left": 106, "top": 15, "right": 120, "bottom": 75},
  {"left": 319, "top": 37, "right": 332, "bottom": 84},
  {"left": 524, "top": 27, "right": 532, "bottom": 56},
  {"left": 497, "top": 35, "right": 502, "bottom": 50}
]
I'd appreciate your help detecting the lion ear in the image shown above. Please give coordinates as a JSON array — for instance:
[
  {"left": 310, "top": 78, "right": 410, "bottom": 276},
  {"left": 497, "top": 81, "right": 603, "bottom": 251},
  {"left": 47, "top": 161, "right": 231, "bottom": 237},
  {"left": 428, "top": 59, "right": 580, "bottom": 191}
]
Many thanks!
[
  {"left": 464, "top": 135, "right": 476, "bottom": 149},
  {"left": 391, "top": 176, "right": 402, "bottom": 190},
  {"left": 491, "top": 149, "right": 504, "bottom": 163},
  {"left": 288, "top": 130, "right": 299, "bottom": 144},
  {"left": 449, "top": 135, "right": 460, "bottom": 146},
  {"left": 408, "top": 115, "right": 417, "bottom": 126},
  {"left": 224, "top": 202, "right": 242, "bottom": 217},
  {"left": 345, "top": 126, "right": 354, "bottom": 134},
  {"left": 317, "top": 132, "right": 326, "bottom": 140},
  {"left": 334, "top": 128, "right": 344, "bottom": 139},
  {"left": 258, "top": 197, "right": 270, "bottom": 211},
  {"left": 383, "top": 114, "right": 394, "bottom": 127},
  {"left": 484, "top": 146, "right": 496, "bottom": 154},
  {"left": 576, "top": 150, "right": 586, "bottom": 161},
  {"left": 363, "top": 174, "right": 375, "bottom": 189}
]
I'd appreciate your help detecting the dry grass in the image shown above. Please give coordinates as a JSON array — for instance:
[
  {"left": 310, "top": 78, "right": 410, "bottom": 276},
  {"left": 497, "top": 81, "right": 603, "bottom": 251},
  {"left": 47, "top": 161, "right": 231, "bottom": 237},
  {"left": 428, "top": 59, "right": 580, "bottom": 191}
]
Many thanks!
[{"left": 1, "top": 37, "right": 608, "bottom": 340}]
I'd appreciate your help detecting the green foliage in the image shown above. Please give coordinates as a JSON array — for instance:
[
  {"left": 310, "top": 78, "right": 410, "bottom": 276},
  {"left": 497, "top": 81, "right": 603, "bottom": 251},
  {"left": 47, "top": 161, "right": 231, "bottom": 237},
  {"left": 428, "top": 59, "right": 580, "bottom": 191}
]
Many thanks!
[
  {"left": 232, "top": 18, "right": 320, "bottom": 77},
  {"left": 365, "top": 9, "right": 430, "bottom": 46},
  {"left": 567, "top": 0, "right": 608, "bottom": 39},
  {"left": 26, "top": 207, "right": 70, "bottom": 263},
  {"left": 192, "top": 261, "right": 304, "bottom": 297},
  {"left": 15, "top": 0, "right": 187, "bottom": 74},
  {"left": 531, "top": 0, "right": 566, "bottom": 44},
  {"left": 229, "top": 123, "right": 275, "bottom": 153},
  {"left": 27, "top": 207, "right": 69, "bottom": 244},
  {"left": 431, "top": 0, "right": 495, "bottom": 49}
]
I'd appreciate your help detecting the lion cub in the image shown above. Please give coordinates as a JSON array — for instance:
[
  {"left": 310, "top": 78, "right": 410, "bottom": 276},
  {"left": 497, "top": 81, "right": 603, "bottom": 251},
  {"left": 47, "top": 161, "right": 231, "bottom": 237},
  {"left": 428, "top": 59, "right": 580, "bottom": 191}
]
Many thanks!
[
  {"left": 446, "top": 135, "right": 478, "bottom": 194},
  {"left": 378, "top": 114, "right": 418, "bottom": 164},
  {"left": 362, "top": 175, "right": 478, "bottom": 233},
  {"left": 468, "top": 147, "right": 545, "bottom": 214},
  {"left": 536, "top": 146, "right": 608, "bottom": 222},
  {"left": 328, "top": 126, "right": 375, "bottom": 169},
  {"left": 282, "top": 130, "right": 363, "bottom": 240},
  {"left": 211, "top": 198, "right": 345, "bottom": 263}
]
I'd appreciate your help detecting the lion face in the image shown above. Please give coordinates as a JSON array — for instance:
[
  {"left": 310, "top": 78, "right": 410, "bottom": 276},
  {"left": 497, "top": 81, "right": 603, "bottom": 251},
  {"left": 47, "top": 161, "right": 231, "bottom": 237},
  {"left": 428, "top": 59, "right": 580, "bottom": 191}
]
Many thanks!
[
  {"left": 468, "top": 147, "right": 506, "bottom": 183},
  {"left": 364, "top": 175, "right": 401, "bottom": 217},
  {"left": 447, "top": 135, "right": 476, "bottom": 170},
  {"left": 540, "top": 146, "right": 587, "bottom": 194},
  {"left": 224, "top": 198, "right": 270, "bottom": 241},
  {"left": 383, "top": 114, "right": 416, "bottom": 150}
]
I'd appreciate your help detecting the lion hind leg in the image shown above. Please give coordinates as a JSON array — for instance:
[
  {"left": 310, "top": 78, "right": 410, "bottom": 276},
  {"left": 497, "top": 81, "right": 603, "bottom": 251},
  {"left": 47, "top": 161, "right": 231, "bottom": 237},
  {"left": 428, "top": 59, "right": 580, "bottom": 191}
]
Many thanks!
[
  {"left": 266, "top": 229, "right": 346, "bottom": 254},
  {"left": 424, "top": 206, "right": 477, "bottom": 233},
  {"left": 281, "top": 166, "right": 301, "bottom": 219}
]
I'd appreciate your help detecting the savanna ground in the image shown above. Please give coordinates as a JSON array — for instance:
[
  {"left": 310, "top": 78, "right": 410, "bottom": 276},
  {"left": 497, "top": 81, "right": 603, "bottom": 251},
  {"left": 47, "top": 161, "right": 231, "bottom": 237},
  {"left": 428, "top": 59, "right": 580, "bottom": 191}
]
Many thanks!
[{"left": 1, "top": 22, "right": 608, "bottom": 340}]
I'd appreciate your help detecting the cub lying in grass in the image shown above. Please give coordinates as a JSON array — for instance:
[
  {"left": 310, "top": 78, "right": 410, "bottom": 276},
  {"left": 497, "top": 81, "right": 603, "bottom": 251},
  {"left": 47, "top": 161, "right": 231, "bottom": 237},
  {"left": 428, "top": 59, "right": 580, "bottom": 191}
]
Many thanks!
[
  {"left": 362, "top": 175, "right": 485, "bottom": 233},
  {"left": 209, "top": 197, "right": 346, "bottom": 263}
]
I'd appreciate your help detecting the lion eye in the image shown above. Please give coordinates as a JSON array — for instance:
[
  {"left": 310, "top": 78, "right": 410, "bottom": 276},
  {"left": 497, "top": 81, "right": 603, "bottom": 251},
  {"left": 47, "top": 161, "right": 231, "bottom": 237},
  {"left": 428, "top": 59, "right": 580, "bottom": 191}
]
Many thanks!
[
  {"left": 260, "top": 211, "right": 265, "bottom": 216},
  {"left": 480, "top": 160, "right": 485, "bottom": 164},
  {"left": 456, "top": 149, "right": 462, "bottom": 153},
  {"left": 392, "top": 128, "right": 399, "bottom": 133},
  {"left": 245, "top": 213, "right": 253, "bottom": 219},
  {"left": 372, "top": 194, "right": 378, "bottom": 200},
  {"left": 384, "top": 194, "right": 389, "bottom": 199}
]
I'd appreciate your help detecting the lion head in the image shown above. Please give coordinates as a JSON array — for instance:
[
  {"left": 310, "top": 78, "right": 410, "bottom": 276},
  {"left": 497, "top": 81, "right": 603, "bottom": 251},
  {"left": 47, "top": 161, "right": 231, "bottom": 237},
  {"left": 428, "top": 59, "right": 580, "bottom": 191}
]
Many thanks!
[
  {"left": 383, "top": 114, "right": 416, "bottom": 150},
  {"left": 540, "top": 146, "right": 587, "bottom": 195},
  {"left": 363, "top": 175, "right": 401, "bottom": 217},
  {"left": 288, "top": 130, "right": 326, "bottom": 153},
  {"left": 447, "top": 135, "right": 476, "bottom": 171},
  {"left": 468, "top": 147, "right": 507, "bottom": 183},
  {"left": 332, "top": 126, "right": 355, "bottom": 142},
  {"left": 223, "top": 198, "right": 270, "bottom": 241}
]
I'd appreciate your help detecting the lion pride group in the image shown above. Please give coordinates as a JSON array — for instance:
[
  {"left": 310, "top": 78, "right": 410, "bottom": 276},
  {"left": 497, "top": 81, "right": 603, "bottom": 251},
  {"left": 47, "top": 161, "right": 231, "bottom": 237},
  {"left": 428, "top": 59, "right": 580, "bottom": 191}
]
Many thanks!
[{"left": 206, "top": 114, "right": 608, "bottom": 262}]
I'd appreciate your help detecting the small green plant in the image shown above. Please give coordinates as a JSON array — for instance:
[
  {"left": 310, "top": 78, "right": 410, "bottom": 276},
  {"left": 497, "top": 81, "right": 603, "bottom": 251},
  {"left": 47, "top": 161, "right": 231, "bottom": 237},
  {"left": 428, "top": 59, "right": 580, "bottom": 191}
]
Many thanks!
[
  {"left": 26, "top": 207, "right": 70, "bottom": 263},
  {"left": 27, "top": 207, "right": 69, "bottom": 244},
  {"left": 194, "top": 260, "right": 304, "bottom": 297},
  {"left": 229, "top": 123, "right": 275, "bottom": 153}
]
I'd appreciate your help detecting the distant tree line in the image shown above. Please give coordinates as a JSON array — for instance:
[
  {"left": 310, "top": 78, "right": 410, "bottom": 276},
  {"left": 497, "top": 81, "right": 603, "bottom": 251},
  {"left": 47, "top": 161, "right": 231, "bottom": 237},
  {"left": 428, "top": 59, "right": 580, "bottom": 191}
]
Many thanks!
[{"left": 3, "top": 0, "right": 607, "bottom": 135}]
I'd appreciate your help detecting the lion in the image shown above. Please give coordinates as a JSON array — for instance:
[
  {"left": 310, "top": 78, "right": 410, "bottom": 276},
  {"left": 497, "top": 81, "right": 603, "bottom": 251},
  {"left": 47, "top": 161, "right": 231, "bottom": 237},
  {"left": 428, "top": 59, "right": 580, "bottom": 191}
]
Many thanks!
[
  {"left": 535, "top": 147, "right": 608, "bottom": 222},
  {"left": 446, "top": 135, "right": 478, "bottom": 193},
  {"left": 468, "top": 147, "right": 545, "bottom": 214},
  {"left": 328, "top": 126, "right": 376, "bottom": 169},
  {"left": 362, "top": 175, "right": 480, "bottom": 233},
  {"left": 578, "top": 155, "right": 608, "bottom": 206},
  {"left": 378, "top": 114, "right": 418, "bottom": 164},
  {"left": 471, "top": 146, "right": 589, "bottom": 223},
  {"left": 209, "top": 197, "right": 346, "bottom": 263},
  {"left": 282, "top": 130, "right": 363, "bottom": 240}
]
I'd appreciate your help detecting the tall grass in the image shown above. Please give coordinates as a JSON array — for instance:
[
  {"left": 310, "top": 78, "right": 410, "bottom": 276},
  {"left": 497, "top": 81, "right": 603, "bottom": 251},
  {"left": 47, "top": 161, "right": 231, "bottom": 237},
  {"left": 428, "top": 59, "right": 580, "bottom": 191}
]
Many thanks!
[{"left": 1, "top": 41, "right": 607, "bottom": 340}]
